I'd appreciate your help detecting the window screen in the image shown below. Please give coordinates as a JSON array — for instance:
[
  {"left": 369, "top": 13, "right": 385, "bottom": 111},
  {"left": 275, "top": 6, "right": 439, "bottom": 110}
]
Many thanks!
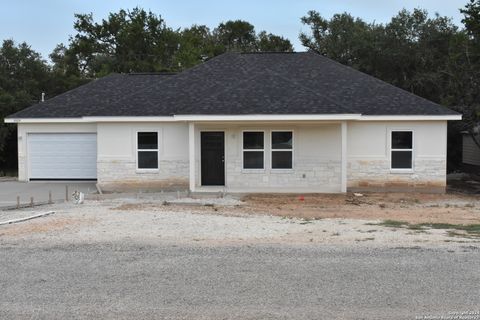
[
  {"left": 391, "top": 131, "right": 413, "bottom": 169},
  {"left": 137, "top": 132, "right": 158, "bottom": 169},
  {"left": 243, "top": 132, "right": 264, "bottom": 169},
  {"left": 272, "top": 131, "right": 293, "bottom": 169}
]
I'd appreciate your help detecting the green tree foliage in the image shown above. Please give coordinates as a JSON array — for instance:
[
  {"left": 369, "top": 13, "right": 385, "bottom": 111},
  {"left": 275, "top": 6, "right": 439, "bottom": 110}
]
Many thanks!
[
  {"left": 66, "top": 8, "right": 179, "bottom": 76},
  {"left": 459, "top": 0, "right": 480, "bottom": 148},
  {"left": 0, "top": 40, "right": 50, "bottom": 171},
  {"left": 300, "top": 5, "right": 480, "bottom": 170},
  {"left": 256, "top": 31, "right": 293, "bottom": 52},
  {"left": 173, "top": 25, "right": 224, "bottom": 70},
  {"left": 0, "top": 40, "right": 87, "bottom": 173},
  {"left": 214, "top": 20, "right": 257, "bottom": 52},
  {"left": 58, "top": 10, "right": 293, "bottom": 76}
]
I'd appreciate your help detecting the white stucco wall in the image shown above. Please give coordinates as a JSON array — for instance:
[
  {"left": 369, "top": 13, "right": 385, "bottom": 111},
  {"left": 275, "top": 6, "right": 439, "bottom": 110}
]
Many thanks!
[
  {"left": 347, "top": 121, "right": 447, "bottom": 191},
  {"left": 194, "top": 123, "right": 342, "bottom": 192},
  {"left": 16, "top": 123, "right": 97, "bottom": 181},
  {"left": 16, "top": 120, "right": 449, "bottom": 193},
  {"left": 96, "top": 122, "right": 189, "bottom": 190}
]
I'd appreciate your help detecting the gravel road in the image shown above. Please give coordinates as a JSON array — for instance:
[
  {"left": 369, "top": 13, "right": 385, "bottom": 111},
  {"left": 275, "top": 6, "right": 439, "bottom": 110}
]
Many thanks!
[
  {"left": 0, "top": 242, "right": 479, "bottom": 320},
  {"left": 0, "top": 198, "right": 479, "bottom": 319}
]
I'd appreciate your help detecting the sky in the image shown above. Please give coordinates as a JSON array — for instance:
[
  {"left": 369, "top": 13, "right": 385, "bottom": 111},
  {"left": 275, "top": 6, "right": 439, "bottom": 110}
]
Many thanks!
[{"left": 0, "top": 0, "right": 468, "bottom": 60}]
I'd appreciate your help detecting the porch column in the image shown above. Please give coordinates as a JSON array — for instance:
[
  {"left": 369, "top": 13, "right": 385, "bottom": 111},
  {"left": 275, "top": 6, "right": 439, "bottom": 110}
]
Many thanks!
[
  {"left": 188, "top": 122, "right": 195, "bottom": 192},
  {"left": 341, "top": 121, "right": 347, "bottom": 193}
]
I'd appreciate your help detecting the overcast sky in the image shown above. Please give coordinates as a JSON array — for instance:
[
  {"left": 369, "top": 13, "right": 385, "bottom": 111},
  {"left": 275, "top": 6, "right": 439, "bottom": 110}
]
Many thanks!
[{"left": 0, "top": 0, "right": 467, "bottom": 60}]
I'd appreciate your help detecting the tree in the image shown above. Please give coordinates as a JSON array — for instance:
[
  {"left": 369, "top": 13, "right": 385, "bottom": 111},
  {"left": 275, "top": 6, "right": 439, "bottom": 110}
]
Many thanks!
[
  {"left": 256, "top": 31, "right": 293, "bottom": 52},
  {"left": 300, "top": 11, "right": 375, "bottom": 69},
  {"left": 63, "top": 8, "right": 179, "bottom": 76},
  {"left": 56, "top": 10, "right": 294, "bottom": 75},
  {"left": 173, "top": 25, "right": 223, "bottom": 69},
  {"left": 459, "top": 0, "right": 480, "bottom": 149},
  {"left": 461, "top": 0, "right": 480, "bottom": 43},
  {"left": 214, "top": 20, "right": 257, "bottom": 52},
  {"left": 0, "top": 40, "right": 51, "bottom": 172}
]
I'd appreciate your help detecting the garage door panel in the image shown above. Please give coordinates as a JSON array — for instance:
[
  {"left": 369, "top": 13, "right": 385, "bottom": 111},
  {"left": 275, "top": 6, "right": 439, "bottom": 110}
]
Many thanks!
[{"left": 28, "top": 133, "right": 97, "bottom": 180}]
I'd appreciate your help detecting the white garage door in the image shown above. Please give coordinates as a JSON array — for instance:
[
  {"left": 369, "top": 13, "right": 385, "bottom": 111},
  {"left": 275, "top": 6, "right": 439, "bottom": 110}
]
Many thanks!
[{"left": 28, "top": 133, "right": 97, "bottom": 180}]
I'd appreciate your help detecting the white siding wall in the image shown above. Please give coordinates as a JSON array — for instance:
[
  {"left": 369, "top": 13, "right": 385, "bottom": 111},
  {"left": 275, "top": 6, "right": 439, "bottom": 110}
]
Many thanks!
[
  {"left": 462, "top": 134, "right": 480, "bottom": 166},
  {"left": 17, "top": 123, "right": 97, "bottom": 181},
  {"left": 347, "top": 121, "right": 447, "bottom": 191}
]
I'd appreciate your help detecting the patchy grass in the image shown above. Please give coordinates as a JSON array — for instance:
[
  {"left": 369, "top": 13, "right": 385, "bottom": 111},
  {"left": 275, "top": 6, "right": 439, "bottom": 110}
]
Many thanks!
[
  {"left": 376, "top": 220, "right": 407, "bottom": 228},
  {"left": 372, "top": 220, "right": 480, "bottom": 238}
]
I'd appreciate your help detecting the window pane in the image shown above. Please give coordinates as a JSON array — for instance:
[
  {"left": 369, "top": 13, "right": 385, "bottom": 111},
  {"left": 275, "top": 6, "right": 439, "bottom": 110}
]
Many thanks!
[
  {"left": 392, "top": 151, "right": 412, "bottom": 169},
  {"left": 272, "top": 132, "right": 293, "bottom": 149},
  {"left": 138, "top": 132, "right": 158, "bottom": 149},
  {"left": 243, "top": 132, "right": 264, "bottom": 149},
  {"left": 272, "top": 151, "right": 293, "bottom": 169},
  {"left": 243, "top": 151, "right": 264, "bottom": 169},
  {"left": 392, "top": 131, "right": 412, "bottom": 149},
  {"left": 138, "top": 151, "right": 158, "bottom": 169}
]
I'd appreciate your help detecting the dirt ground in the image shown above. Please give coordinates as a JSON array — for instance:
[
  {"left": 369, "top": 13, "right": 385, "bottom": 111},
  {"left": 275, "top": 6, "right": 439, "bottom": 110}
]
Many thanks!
[
  {"left": 0, "top": 191, "right": 479, "bottom": 248},
  {"left": 241, "top": 192, "right": 480, "bottom": 224}
]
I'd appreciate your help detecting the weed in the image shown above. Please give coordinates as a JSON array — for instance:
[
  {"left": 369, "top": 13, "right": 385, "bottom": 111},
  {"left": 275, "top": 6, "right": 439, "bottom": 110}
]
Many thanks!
[
  {"left": 376, "top": 220, "right": 407, "bottom": 228},
  {"left": 374, "top": 220, "right": 480, "bottom": 238}
]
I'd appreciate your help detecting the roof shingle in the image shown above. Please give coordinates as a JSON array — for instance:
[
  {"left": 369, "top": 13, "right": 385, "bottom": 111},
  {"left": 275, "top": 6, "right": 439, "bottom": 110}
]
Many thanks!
[{"left": 8, "top": 52, "right": 458, "bottom": 118}]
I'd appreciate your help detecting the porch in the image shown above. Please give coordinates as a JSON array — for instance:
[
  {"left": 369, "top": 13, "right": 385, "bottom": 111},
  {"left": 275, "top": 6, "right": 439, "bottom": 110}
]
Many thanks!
[{"left": 188, "top": 121, "right": 348, "bottom": 193}]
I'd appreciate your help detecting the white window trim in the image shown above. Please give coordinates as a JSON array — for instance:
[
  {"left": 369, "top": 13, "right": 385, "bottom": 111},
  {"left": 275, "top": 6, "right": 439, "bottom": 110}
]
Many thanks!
[
  {"left": 242, "top": 130, "right": 266, "bottom": 171},
  {"left": 136, "top": 131, "right": 160, "bottom": 171},
  {"left": 271, "top": 130, "right": 294, "bottom": 170},
  {"left": 390, "top": 129, "right": 414, "bottom": 172}
]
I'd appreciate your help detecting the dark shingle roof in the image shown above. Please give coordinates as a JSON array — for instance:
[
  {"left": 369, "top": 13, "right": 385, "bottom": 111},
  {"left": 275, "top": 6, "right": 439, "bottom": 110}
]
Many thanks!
[{"left": 8, "top": 52, "right": 458, "bottom": 118}]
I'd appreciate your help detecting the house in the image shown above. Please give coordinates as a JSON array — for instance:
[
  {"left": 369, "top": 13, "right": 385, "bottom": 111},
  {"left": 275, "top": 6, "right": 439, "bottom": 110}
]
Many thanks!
[{"left": 5, "top": 52, "right": 461, "bottom": 193}]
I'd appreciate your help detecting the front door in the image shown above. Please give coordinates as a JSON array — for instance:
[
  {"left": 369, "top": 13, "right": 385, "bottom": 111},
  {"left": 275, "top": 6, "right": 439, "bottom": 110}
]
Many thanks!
[{"left": 201, "top": 132, "right": 225, "bottom": 186}]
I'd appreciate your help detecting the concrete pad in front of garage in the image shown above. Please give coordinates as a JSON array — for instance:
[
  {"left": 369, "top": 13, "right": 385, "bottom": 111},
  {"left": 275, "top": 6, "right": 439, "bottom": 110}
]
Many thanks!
[{"left": 0, "top": 181, "right": 97, "bottom": 208}]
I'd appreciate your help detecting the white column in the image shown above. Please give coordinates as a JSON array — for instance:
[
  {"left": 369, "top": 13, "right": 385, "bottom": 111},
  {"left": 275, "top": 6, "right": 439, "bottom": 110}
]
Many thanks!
[
  {"left": 341, "top": 121, "right": 347, "bottom": 193},
  {"left": 188, "top": 122, "right": 195, "bottom": 192}
]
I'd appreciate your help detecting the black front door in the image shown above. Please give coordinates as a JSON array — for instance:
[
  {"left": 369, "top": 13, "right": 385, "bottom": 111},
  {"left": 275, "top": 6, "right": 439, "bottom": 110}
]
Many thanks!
[{"left": 201, "top": 132, "right": 225, "bottom": 186}]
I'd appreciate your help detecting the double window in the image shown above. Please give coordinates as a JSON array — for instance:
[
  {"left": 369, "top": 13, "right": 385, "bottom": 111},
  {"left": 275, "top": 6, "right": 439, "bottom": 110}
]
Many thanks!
[
  {"left": 137, "top": 132, "right": 159, "bottom": 169},
  {"left": 391, "top": 131, "right": 413, "bottom": 170},
  {"left": 242, "top": 131, "right": 293, "bottom": 170}
]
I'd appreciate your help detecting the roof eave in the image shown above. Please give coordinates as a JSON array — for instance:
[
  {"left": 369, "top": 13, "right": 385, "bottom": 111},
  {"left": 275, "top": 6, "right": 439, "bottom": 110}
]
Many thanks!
[{"left": 4, "top": 114, "right": 462, "bottom": 124}]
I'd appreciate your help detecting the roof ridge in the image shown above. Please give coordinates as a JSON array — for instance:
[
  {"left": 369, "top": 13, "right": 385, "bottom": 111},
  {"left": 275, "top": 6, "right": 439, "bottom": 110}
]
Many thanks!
[{"left": 240, "top": 51, "right": 303, "bottom": 55}]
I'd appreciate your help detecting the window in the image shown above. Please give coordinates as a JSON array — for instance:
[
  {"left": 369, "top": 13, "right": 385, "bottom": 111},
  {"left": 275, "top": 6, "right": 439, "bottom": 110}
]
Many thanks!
[
  {"left": 272, "top": 131, "right": 293, "bottom": 169},
  {"left": 137, "top": 132, "right": 158, "bottom": 169},
  {"left": 391, "top": 131, "right": 413, "bottom": 170},
  {"left": 243, "top": 131, "right": 264, "bottom": 169}
]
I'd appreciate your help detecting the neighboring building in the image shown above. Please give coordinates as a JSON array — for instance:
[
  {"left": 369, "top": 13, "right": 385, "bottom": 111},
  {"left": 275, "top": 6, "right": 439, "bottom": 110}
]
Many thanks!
[
  {"left": 5, "top": 52, "right": 461, "bottom": 193},
  {"left": 462, "top": 129, "right": 480, "bottom": 167}
]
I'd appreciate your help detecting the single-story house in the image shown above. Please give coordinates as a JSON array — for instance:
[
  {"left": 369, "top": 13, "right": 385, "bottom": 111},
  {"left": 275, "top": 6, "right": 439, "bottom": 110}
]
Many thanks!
[{"left": 5, "top": 52, "right": 461, "bottom": 193}]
